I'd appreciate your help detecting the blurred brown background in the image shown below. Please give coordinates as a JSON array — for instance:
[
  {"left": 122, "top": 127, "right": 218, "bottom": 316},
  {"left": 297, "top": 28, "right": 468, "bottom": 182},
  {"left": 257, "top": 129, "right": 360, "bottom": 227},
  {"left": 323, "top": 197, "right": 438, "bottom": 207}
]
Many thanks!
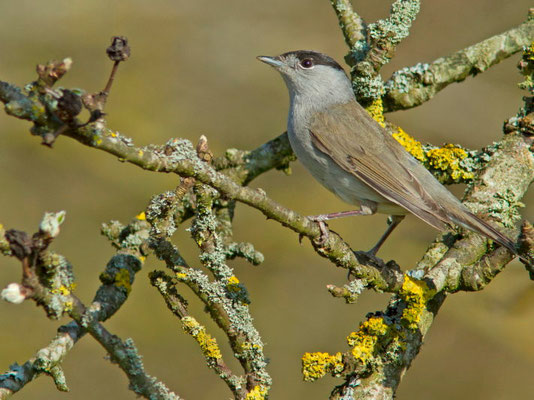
[{"left": 0, "top": 1, "right": 533, "bottom": 399}]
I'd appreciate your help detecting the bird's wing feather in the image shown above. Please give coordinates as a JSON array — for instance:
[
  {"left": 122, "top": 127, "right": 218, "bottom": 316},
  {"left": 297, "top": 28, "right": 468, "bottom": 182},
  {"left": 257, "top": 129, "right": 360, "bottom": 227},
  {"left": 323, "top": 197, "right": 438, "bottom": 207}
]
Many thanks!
[{"left": 309, "top": 101, "right": 452, "bottom": 231}]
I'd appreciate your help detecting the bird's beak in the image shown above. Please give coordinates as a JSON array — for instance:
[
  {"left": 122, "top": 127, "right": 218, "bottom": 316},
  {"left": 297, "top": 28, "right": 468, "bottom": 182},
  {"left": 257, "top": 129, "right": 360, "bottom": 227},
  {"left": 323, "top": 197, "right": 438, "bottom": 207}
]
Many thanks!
[{"left": 257, "top": 55, "right": 283, "bottom": 68}]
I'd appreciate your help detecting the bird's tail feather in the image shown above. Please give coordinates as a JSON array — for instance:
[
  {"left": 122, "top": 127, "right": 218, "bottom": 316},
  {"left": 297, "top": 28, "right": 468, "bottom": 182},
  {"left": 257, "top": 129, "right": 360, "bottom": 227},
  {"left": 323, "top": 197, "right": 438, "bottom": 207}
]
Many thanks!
[{"left": 452, "top": 211, "right": 517, "bottom": 255}]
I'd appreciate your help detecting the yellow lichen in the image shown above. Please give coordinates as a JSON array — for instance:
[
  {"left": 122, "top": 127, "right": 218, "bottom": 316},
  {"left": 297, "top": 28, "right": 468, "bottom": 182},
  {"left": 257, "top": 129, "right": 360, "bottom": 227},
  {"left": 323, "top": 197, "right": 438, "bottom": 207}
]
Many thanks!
[
  {"left": 525, "top": 42, "right": 534, "bottom": 61},
  {"left": 302, "top": 351, "right": 344, "bottom": 382},
  {"left": 365, "top": 98, "right": 386, "bottom": 127},
  {"left": 135, "top": 211, "right": 146, "bottom": 220},
  {"left": 138, "top": 149, "right": 144, "bottom": 157},
  {"left": 63, "top": 300, "right": 73, "bottom": 313},
  {"left": 226, "top": 275, "right": 242, "bottom": 293},
  {"left": 242, "top": 342, "right": 263, "bottom": 352},
  {"left": 346, "top": 316, "right": 390, "bottom": 364},
  {"left": 362, "top": 316, "right": 389, "bottom": 335},
  {"left": 58, "top": 285, "right": 71, "bottom": 296},
  {"left": 399, "top": 275, "right": 435, "bottom": 329},
  {"left": 181, "top": 316, "right": 222, "bottom": 359},
  {"left": 245, "top": 385, "right": 268, "bottom": 400},
  {"left": 32, "top": 103, "right": 46, "bottom": 116},
  {"left": 51, "top": 285, "right": 72, "bottom": 296},
  {"left": 426, "top": 144, "right": 473, "bottom": 181},
  {"left": 114, "top": 269, "right": 132, "bottom": 294},
  {"left": 392, "top": 127, "right": 426, "bottom": 162},
  {"left": 176, "top": 272, "right": 188, "bottom": 280}
]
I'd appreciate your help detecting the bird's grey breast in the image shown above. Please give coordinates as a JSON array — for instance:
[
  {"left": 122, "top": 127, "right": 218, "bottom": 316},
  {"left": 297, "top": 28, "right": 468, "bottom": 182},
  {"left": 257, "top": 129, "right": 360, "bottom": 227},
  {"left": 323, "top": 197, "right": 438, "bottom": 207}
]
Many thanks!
[{"left": 287, "top": 100, "right": 389, "bottom": 207}]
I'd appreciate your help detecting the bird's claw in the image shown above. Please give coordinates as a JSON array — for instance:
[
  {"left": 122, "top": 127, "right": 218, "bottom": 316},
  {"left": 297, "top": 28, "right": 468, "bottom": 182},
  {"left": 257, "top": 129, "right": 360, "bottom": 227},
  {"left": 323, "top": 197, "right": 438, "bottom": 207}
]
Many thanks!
[
  {"left": 352, "top": 250, "right": 385, "bottom": 267},
  {"left": 308, "top": 216, "right": 330, "bottom": 245}
]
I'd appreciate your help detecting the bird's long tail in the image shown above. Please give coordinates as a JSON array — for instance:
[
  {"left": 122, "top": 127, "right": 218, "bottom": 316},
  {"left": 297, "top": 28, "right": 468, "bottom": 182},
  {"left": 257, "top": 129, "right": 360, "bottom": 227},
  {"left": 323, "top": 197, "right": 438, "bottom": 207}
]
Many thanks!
[{"left": 452, "top": 211, "right": 517, "bottom": 255}]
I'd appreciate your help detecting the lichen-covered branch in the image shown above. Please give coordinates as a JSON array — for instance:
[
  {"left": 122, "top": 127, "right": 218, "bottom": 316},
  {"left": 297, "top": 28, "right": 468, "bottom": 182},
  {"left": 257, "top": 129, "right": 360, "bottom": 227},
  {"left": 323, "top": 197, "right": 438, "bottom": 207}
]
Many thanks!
[
  {"left": 189, "top": 183, "right": 271, "bottom": 395},
  {"left": 213, "top": 132, "right": 295, "bottom": 185},
  {"left": 383, "top": 15, "right": 534, "bottom": 111},
  {"left": 142, "top": 139, "right": 271, "bottom": 399},
  {"left": 330, "top": 0, "right": 367, "bottom": 51},
  {"left": 150, "top": 238, "right": 270, "bottom": 399},
  {"left": 150, "top": 271, "right": 243, "bottom": 394},
  {"left": 332, "top": 2, "right": 533, "bottom": 115},
  {"left": 0, "top": 214, "right": 181, "bottom": 400},
  {"left": 304, "top": 45, "right": 534, "bottom": 399},
  {"left": 0, "top": 79, "right": 406, "bottom": 293},
  {"left": 306, "top": 129, "right": 532, "bottom": 399},
  {"left": 331, "top": 0, "right": 421, "bottom": 105},
  {"left": 0, "top": 215, "right": 150, "bottom": 398},
  {"left": 1, "top": 16, "right": 532, "bottom": 399}
]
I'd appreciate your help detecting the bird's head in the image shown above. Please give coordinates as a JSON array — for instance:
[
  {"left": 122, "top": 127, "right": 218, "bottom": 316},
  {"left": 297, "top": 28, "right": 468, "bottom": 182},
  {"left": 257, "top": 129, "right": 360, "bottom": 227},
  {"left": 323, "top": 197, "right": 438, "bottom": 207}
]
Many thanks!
[{"left": 257, "top": 50, "right": 354, "bottom": 106}]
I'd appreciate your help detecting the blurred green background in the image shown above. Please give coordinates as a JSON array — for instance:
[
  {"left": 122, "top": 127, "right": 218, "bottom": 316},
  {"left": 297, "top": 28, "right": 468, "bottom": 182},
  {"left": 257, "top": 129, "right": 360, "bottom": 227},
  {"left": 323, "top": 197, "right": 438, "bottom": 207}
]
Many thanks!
[{"left": 1, "top": 1, "right": 533, "bottom": 399}]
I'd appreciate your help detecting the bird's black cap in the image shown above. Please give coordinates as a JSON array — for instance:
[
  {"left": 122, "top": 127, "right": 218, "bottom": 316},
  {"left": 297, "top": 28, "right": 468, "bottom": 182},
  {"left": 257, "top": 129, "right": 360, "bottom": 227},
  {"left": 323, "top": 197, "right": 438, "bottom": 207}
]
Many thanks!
[{"left": 280, "top": 50, "right": 344, "bottom": 71}]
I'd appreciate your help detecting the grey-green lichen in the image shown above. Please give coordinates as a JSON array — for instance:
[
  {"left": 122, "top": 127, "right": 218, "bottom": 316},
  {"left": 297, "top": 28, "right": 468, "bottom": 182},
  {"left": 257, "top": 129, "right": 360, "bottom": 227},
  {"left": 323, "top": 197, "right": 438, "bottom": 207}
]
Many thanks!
[
  {"left": 368, "top": 0, "right": 420, "bottom": 45},
  {"left": 384, "top": 63, "right": 432, "bottom": 94},
  {"left": 351, "top": 74, "right": 385, "bottom": 103},
  {"left": 161, "top": 138, "right": 213, "bottom": 177},
  {"left": 47, "top": 366, "right": 68, "bottom": 392},
  {"left": 179, "top": 267, "right": 269, "bottom": 381},
  {"left": 224, "top": 242, "right": 264, "bottom": 266},
  {"left": 146, "top": 191, "right": 183, "bottom": 237},
  {"left": 0, "top": 81, "right": 47, "bottom": 123},
  {"left": 101, "top": 216, "right": 150, "bottom": 251},
  {"left": 327, "top": 278, "right": 366, "bottom": 304},
  {"left": 463, "top": 189, "right": 525, "bottom": 230}
]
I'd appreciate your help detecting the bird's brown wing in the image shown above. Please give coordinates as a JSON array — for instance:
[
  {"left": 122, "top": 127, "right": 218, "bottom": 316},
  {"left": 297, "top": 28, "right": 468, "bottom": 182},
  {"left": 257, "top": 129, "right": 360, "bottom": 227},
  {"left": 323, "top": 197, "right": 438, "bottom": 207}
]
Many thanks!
[{"left": 309, "top": 101, "right": 452, "bottom": 231}]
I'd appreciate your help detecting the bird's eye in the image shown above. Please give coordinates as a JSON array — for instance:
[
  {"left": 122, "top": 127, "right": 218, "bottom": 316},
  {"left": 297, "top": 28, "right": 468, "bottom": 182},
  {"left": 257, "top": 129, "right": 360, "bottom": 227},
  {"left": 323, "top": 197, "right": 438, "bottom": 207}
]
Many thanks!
[{"left": 300, "top": 59, "right": 314, "bottom": 69}]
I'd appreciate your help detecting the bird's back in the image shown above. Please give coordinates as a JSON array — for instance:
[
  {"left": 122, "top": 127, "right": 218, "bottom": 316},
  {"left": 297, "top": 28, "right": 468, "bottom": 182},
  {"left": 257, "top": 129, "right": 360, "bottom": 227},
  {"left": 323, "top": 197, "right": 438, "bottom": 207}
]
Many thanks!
[{"left": 307, "top": 100, "right": 517, "bottom": 253}]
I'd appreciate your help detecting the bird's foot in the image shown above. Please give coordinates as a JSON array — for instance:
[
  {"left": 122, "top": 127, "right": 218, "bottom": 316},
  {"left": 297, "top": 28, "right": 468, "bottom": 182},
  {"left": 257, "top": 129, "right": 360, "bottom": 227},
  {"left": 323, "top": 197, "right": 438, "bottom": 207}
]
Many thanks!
[
  {"left": 308, "top": 215, "right": 330, "bottom": 245},
  {"left": 352, "top": 250, "right": 386, "bottom": 267}
]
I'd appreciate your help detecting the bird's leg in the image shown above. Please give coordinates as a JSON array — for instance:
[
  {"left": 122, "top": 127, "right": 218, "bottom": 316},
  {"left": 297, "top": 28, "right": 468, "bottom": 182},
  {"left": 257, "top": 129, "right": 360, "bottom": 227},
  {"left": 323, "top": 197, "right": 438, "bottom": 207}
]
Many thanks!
[
  {"left": 308, "top": 203, "right": 376, "bottom": 245},
  {"left": 367, "top": 215, "right": 405, "bottom": 255}
]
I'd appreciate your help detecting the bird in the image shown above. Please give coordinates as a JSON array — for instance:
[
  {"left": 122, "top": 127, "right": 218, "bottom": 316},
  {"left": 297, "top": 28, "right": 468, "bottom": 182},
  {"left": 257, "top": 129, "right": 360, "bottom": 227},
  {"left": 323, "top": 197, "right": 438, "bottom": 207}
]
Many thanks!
[{"left": 257, "top": 50, "right": 518, "bottom": 257}]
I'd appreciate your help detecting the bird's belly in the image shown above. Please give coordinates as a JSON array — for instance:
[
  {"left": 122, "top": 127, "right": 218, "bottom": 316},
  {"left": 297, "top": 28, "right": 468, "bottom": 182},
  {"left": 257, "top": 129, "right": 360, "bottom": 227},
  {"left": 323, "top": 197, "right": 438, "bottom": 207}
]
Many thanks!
[{"left": 287, "top": 127, "right": 405, "bottom": 215}]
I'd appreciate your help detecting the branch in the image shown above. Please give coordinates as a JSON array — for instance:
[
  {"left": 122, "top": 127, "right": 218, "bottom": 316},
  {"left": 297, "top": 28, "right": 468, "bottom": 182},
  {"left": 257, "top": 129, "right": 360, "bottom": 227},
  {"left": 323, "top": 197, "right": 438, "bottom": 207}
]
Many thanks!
[
  {"left": 150, "top": 238, "right": 270, "bottom": 399},
  {"left": 0, "top": 216, "right": 181, "bottom": 400},
  {"left": 314, "top": 128, "right": 532, "bottom": 399},
  {"left": 150, "top": 271, "right": 244, "bottom": 394},
  {"left": 146, "top": 145, "right": 271, "bottom": 399},
  {"left": 0, "top": 215, "right": 150, "bottom": 397},
  {"left": 331, "top": 0, "right": 421, "bottom": 105},
  {"left": 383, "top": 15, "right": 534, "bottom": 111},
  {"left": 330, "top": 0, "right": 366, "bottom": 51},
  {"left": 0, "top": 80, "right": 405, "bottom": 293},
  {"left": 213, "top": 132, "right": 295, "bottom": 185},
  {"left": 307, "top": 44, "right": 534, "bottom": 398}
]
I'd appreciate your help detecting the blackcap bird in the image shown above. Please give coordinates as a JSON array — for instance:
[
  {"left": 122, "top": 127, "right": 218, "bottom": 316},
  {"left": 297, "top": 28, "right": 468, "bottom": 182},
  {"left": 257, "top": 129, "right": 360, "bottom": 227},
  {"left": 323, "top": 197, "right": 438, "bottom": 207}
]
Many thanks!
[{"left": 258, "top": 50, "right": 518, "bottom": 256}]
